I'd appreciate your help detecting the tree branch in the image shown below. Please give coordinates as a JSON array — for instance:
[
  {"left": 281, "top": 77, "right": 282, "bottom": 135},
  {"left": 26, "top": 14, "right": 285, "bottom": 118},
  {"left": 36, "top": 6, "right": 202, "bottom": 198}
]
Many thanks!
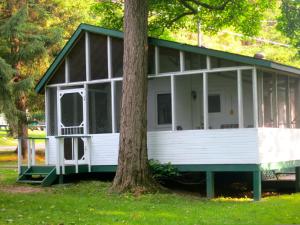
[{"left": 181, "top": 0, "right": 232, "bottom": 11}]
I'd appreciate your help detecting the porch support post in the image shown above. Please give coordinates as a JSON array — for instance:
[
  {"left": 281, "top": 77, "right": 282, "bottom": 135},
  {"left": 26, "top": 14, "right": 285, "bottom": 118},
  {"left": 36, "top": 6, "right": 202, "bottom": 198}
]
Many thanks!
[
  {"left": 237, "top": 69, "right": 244, "bottom": 128},
  {"left": 56, "top": 138, "right": 60, "bottom": 175},
  {"left": 74, "top": 138, "right": 78, "bottom": 174},
  {"left": 107, "top": 36, "right": 112, "bottom": 78},
  {"left": 252, "top": 68, "right": 259, "bottom": 128},
  {"left": 253, "top": 170, "right": 261, "bottom": 201},
  {"left": 87, "top": 138, "right": 92, "bottom": 172},
  {"left": 203, "top": 72, "right": 208, "bottom": 129},
  {"left": 296, "top": 166, "right": 300, "bottom": 192},
  {"left": 206, "top": 171, "right": 215, "bottom": 199},
  {"left": 27, "top": 139, "right": 31, "bottom": 168},
  {"left": 17, "top": 138, "right": 22, "bottom": 174},
  {"left": 206, "top": 56, "right": 211, "bottom": 70},
  {"left": 85, "top": 32, "right": 91, "bottom": 81},
  {"left": 31, "top": 139, "right": 36, "bottom": 166},
  {"left": 180, "top": 51, "right": 185, "bottom": 72},
  {"left": 84, "top": 84, "right": 89, "bottom": 134},
  {"left": 111, "top": 81, "right": 116, "bottom": 133},
  {"left": 171, "top": 75, "right": 176, "bottom": 131},
  {"left": 61, "top": 138, "right": 65, "bottom": 175},
  {"left": 45, "top": 139, "right": 49, "bottom": 165},
  {"left": 65, "top": 57, "right": 69, "bottom": 83},
  {"left": 155, "top": 46, "right": 159, "bottom": 75},
  {"left": 57, "top": 87, "right": 62, "bottom": 135}
]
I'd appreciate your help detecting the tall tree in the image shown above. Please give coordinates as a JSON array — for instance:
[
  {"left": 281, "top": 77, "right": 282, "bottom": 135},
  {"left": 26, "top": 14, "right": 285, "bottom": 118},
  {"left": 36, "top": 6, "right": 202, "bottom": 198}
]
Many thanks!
[
  {"left": 109, "top": 0, "right": 275, "bottom": 193},
  {"left": 111, "top": 0, "right": 157, "bottom": 193},
  {"left": 277, "top": 0, "right": 300, "bottom": 55}
]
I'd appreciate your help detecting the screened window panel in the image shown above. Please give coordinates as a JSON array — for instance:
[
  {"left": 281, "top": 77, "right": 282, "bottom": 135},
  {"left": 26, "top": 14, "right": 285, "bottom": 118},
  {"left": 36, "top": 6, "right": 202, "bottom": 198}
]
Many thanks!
[
  {"left": 208, "top": 72, "right": 238, "bottom": 129},
  {"left": 148, "top": 45, "right": 155, "bottom": 74},
  {"left": 115, "top": 81, "right": 122, "bottom": 132},
  {"left": 157, "top": 93, "right": 172, "bottom": 125},
  {"left": 47, "top": 87, "right": 58, "bottom": 136},
  {"left": 289, "top": 77, "right": 300, "bottom": 128},
  {"left": 263, "top": 72, "right": 276, "bottom": 127},
  {"left": 277, "top": 75, "right": 289, "bottom": 128},
  {"left": 88, "top": 83, "right": 112, "bottom": 133},
  {"left": 90, "top": 33, "right": 108, "bottom": 80},
  {"left": 242, "top": 70, "right": 254, "bottom": 128},
  {"left": 49, "top": 62, "right": 65, "bottom": 85},
  {"left": 112, "top": 38, "right": 123, "bottom": 78},
  {"left": 184, "top": 52, "right": 206, "bottom": 71},
  {"left": 159, "top": 47, "right": 180, "bottom": 73},
  {"left": 174, "top": 74, "right": 203, "bottom": 130},
  {"left": 210, "top": 57, "right": 245, "bottom": 68},
  {"left": 69, "top": 35, "right": 86, "bottom": 82}
]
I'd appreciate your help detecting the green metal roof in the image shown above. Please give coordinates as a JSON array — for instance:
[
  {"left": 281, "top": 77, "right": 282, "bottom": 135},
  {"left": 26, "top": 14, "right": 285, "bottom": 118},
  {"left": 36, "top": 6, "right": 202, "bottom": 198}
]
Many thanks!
[{"left": 35, "top": 23, "right": 300, "bottom": 93}]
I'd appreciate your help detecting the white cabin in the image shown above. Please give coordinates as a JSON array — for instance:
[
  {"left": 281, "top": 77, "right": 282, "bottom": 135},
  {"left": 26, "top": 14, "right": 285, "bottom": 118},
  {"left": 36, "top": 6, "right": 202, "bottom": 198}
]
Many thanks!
[{"left": 19, "top": 24, "right": 300, "bottom": 200}]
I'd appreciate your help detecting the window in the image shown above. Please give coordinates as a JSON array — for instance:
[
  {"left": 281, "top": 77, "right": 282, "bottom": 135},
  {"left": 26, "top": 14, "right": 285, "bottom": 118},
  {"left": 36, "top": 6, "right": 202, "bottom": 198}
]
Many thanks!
[
  {"left": 208, "top": 94, "right": 221, "bottom": 113},
  {"left": 157, "top": 93, "right": 172, "bottom": 125}
]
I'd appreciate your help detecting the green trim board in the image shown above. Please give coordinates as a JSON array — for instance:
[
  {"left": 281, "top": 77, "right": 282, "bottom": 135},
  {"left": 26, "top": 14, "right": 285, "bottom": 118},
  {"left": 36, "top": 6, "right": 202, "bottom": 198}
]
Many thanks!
[
  {"left": 35, "top": 23, "right": 300, "bottom": 93},
  {"left": 260, "top": 160, "right": 300, "bottom": 171}
]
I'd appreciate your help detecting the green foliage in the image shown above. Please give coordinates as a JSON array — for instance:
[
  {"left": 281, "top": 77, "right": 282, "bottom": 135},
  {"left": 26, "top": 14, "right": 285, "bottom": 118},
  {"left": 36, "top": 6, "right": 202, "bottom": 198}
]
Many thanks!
[
  {"left": 149, "top": 159, "right": 179, "bottom": 180},
  {"left": 92, "top": 0, "right": 276, "bottom": 37},
  {"left": 277, "top": 0, "right": 300, "bottom": 55}
]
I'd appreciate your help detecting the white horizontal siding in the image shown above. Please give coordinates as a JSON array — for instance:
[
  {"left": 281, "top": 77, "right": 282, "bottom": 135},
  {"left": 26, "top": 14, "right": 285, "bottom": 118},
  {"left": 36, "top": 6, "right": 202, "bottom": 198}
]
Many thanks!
[
  {"left": 147, "top": 129, "right": 258, "bottom": 164},
  {"left": 90, "top": 133, "right": 119, "bottom": 165},
  {"left": 88, "top": 128, "right": 259, "bottom": 165},
  {"left": 258, "top": 128, "right": 300, "bottom": 164}
]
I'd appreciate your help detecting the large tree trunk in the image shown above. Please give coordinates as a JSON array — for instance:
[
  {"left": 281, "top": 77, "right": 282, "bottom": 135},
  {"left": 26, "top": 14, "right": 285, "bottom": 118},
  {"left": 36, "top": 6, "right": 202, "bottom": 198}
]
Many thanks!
[{"left": 110, "top": 0, "right": 157, "bottom": 193}]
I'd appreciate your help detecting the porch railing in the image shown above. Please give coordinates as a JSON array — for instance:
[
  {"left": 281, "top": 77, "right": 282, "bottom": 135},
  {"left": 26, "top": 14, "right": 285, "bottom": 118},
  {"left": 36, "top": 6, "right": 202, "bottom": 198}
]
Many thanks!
[
  {"left": 17, "top": 137, "right": 49, "bottom": 175},
  {"left": 55, "top": 135, "right": 92, "bottom": 175}
]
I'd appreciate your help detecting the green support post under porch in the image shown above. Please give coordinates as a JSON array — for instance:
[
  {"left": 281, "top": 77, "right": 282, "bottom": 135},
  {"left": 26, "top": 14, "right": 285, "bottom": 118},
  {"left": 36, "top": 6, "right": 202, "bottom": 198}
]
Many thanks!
[
  {"left": 253, "top": 170, "right": 261, "bottom": 201},
  {"left": 206, "top": 171, "right": 215, "bottom": 199},
  {"left": 296, "top": 167, "right": 300, "bottom": 192}
]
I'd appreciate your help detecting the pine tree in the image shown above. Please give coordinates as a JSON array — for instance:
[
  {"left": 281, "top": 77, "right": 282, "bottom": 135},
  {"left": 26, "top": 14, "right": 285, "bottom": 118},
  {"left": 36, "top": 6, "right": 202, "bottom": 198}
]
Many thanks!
[{"left": 0, "top": 0, "right": 62, "bottom": 156}]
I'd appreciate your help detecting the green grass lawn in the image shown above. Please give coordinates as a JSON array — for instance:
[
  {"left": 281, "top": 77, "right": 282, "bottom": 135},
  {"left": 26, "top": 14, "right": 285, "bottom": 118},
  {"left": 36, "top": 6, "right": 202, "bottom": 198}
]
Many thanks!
[
  {"left": 0, "top": 130, "right": 46, "bottom": 147},
  {"left": 0, "top": 166, "right": 300, "bottom": 225}
]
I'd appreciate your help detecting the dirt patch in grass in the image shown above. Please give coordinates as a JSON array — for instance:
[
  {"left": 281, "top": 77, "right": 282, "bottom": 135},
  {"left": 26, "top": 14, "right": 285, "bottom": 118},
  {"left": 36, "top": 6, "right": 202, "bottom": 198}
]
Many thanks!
[{"left": 0, "top": 185, "right": 44, "bottom": 194}]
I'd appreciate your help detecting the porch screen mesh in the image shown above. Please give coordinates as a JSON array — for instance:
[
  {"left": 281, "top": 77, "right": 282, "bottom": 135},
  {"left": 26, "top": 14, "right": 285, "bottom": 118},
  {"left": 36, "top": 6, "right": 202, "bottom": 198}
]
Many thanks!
[
  {"left": 88, "top": 83, "right": 112, "bottom": 133},
  {"left": 69, "top": 35, "right": 86, "bottom": 82},
  {"left": 90, "top": 33, "right": 108, "bottom": 80},
  {"left": 242, "top": 70, "right": 254, "bottom": 128},
  {"left": 48, "top": 61, "right": 65, "bottom": 84},
  {"left": 115, "top": 81, "right": 122, "bottom": 132},
  {"left": 210, "top": 57, "right": 246, "bottom": 69},
  {"left": 277, "top": 75, "right": 289, "bottom": 128},
  {"left": 184, "top": 52, "right": 206, "bottom": 71},
  {"left": 148, "top": 45, "right": 155, "bottom": 74},
  {"left": 60, "top": 93, "right": 83, "bottom": 127},
  {"left": 47, "top": 87, "right": 58, "bottom": 136},
  {"left": 111, "top": 38, "right": 123, "bottom": 78},
  {"left": 262, "top": 72, "right": 276, "bottom": 127},
  {"left": 208, "top": 71, "right": 238, "bottom": 129},
  {"left": 159, "top": 47, "right": 180, "bottom": 73},
  {"left": 289, "top": 77, "right": 300, "bottom": 128}
]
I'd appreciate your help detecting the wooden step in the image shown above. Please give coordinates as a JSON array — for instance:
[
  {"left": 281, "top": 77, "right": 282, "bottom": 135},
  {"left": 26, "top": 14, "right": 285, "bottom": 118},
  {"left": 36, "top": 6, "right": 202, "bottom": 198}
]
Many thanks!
[
  {"left": 24, "top": 172, "right": 49, "bottom": 176},
  {"left": 17, "top": 180, "right": 43, "bottom": 184}
]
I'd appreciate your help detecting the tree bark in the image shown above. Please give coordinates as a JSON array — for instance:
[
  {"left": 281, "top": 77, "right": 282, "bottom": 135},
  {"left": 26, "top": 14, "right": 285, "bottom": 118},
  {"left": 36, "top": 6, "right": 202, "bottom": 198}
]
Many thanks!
[{"left": 110, "top": 0, "right": 158, "bottom": 193}]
